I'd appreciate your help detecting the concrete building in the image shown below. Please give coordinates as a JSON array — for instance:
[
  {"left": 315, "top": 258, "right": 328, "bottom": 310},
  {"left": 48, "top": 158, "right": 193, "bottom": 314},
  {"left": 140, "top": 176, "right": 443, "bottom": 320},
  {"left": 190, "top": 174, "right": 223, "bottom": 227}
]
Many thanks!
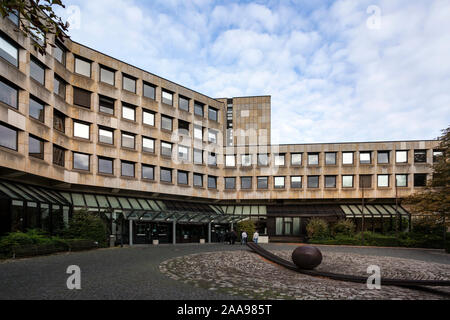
[{"left": 0, "top": 14, "right": 441, "bottom": 244}]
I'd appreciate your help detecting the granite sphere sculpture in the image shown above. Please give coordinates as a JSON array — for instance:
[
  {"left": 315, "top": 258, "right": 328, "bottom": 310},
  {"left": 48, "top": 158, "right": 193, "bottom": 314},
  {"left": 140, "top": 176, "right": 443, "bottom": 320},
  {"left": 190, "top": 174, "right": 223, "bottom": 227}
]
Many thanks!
[{"left": 292, "top": 246, "right": 323, "bottom": 270}]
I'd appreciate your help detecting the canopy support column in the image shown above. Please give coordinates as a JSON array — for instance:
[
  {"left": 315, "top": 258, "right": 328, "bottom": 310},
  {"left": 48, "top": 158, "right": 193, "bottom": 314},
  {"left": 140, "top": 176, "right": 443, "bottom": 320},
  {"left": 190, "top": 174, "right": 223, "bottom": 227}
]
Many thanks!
[
  {"left": 129, "top": 219, "right": 133, "bottom": 246},
  {"left": 208, "top": 222, "right": 212, "bottom": 243},
  {"left": 172, "top": 220, "right": 176, "bottom": 245}
]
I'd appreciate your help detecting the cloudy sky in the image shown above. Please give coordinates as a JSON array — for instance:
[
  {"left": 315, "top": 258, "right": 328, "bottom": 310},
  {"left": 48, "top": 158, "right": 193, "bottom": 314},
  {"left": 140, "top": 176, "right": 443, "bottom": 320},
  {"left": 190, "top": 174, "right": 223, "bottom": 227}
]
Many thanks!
[{"left": 58, "top": 0, "right": 450, "bottom": 144}]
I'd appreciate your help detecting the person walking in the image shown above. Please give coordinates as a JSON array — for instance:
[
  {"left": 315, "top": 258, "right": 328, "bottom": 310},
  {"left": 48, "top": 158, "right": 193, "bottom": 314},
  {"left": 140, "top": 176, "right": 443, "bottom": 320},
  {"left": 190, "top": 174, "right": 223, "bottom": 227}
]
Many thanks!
[
  {"left": 253, "top": 231, "right": 259, "bottom": 244},
  {"left": 241, "top": 231, "right": 248, "bottom": 245}
]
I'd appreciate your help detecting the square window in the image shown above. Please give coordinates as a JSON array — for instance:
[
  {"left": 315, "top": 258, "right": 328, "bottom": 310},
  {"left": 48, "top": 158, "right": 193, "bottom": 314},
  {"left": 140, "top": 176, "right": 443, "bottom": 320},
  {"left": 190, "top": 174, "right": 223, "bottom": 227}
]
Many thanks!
[
  {"left": 162, "top": 90, "right": 173, "bottom": 106},
  {"left": 73, "top": 87, "right": 91, "bottom": 109},
  {"left": 193, "top": 174, "right": 203, "bottom": 187},
  {"left": 308, "top": 153, "right": 319, "bottom": 165},
  {"left": 178, "top": 120, "right": 190, "bottom": 136},
  {"left": 414, "top": 150, "right": 427, "bottom": 163},
  {"left": 241, "top": 177, "right": 252, "bottom": 189},
  {"left": 307, "top": 176, "right": 319, "bottom": 188},
  {"left": 29, "top": 97, "right": 45, "bottom": 122},
  {"left": 208, "top": 176, "right": 217, "bottom": 189},
  {"left": 143, "top": 83, "right": 155, "bottom": 100},
  {"left": 73, "top": 152, "right": 89, "bottom": 171},
  {"left": 29, "top": 135, "right": 44, "bottom": 159},
  {"left": 53, "top": 145, "right": 65, "bottom": 167},
  {"left": 342, "top": 152, "right": 354, "bottom": 165},
  {"left": 0, "top": 34, "right": 19, "bottom": 67},
  {"left": 208, "top": 152, "right": 217, "bottom": 166},
  {"left": 179, "top": 96, "right": 189, "bottom": 111},
  {"left": 360, "top": 175, "right": 372, "bottom": 188},
  {"left": 208, "top": 129, "right": 218, "bottom": 144},
  {"left": 143, "top": 110, "right": 155, "bottom": 126},
  {"left": 274, "top": 177, "right": 285, "bottom": 189},
  {"left": 291, "top": 176, "right": 302, "bottom": 188},
  {"left": 161, "top": 141, "right": 173, "bottom": 157},
  {"left": 122, "top": 104, "right": 136, "bottom": 121},
  {"left": 160, "top": 168, "right": 172, "bottom": 183},
  {"left": 178, "top": 145, "right": 189, "bottom": 161},
  {"left": 123, "top": 75, "right": 136, "bottom": 93},
  {"left": 0, "top": 78, "right": 18, "bottom": 109},
  {"left": 30, "top": 58, "right": 45, "bottom": 85},
  {"left": 161, "top": 115, "right": 173, "bottom": 131},
  {"left": 325, "top": 176, "right": 336, "bottom": 188},
  {"left": 121, "top": 132, "right": 135, "bottom": 149},
  {"left": 194, "top": 102, "right": 204, "bottom": 117},
  {"left": 360, "top": 152, "right": 372, "bottom": 164},
  {"left": 396, "top": 174, "right": 408, "bottom": 187},
  {"left": 241, "top": 154, "right": 252, "bottom": 167},
  {"left": 143, "top": 137, "right": 155, "bottom": 153},
  {"left": 414, "top": 174, "right": 427, "bottom": 187},
  {"left": 142, "top": 165, "right": 155, "bottom": 180},
  {"left": 0, "top": 123, "right": 18, "bottom": 150},
  {"left": 208, "top": 107, "right": 218, "bottom": 121},
  {"left": 53, "top": 42, "right": 66, "bottom": 65},
  {"left": 194, "top": 125, "right": 203, "bottom": 140},
  {"left": 225, "top": 155, "right": 236, "bottom": 167},
  {"left": 258, "top": 154, "right": 269, "bottom": 166},
  {"left": 53, "top": 75, "right": 66, "bottom": 98},
  {"left": 257, "top": 177, "right": 268, "bottom": 189},
  {"left": 225, "top": 177, "right": 236, "bottom": 190},
  {"left": 74, "top": 57, "right": 91, "bottom": 77},
  {"left": 100, "top": 67, "right": 115, "bottom": 86},
  {"left": 53, "top": 110, "right": 65, "bottom": 132},
  {"left": 98, "top": 157, "right": 114, "bottom": 175},
  {"left": 73, "top": 121, "right": 90, "bottom": 140},
  {"left": 291, "top": 153, "right": 302, "bottom": 166},
  {"left": 178, "top": 171, "right": 189, "bottom": 185},
  {"left": 342, "top": 175, "right": 354, "bottom": 188},
  {"left": 396, "top": 151, "right": 408, "bottom": 163},
  {"left": 325, "top": 153, "right": 336, "bottom": 165},
  {"left": 99, "top": 95, "right": 115, "bottom": 115},
  {"left": 122, "top": 161, "right": 134, "bottom": 178},
  {"left": 377, "top": 151, "right": 390, "bottom": 164},
  {"left": 99, "top": 128, "right": 114, "bottom": 145},
  {"left": 274, "top": 154, "right": 285, "bottom": 166},
  {"left": 194, "top": 149, "right": 203, "bottom": 164},
  {"left": 378, "top": 175, "right": 389, "bottom": 187}
]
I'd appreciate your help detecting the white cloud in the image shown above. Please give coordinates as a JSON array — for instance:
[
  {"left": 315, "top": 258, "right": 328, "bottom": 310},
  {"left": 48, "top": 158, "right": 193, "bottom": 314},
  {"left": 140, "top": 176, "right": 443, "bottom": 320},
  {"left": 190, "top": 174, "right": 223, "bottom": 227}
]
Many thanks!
[{"left": 61, "top": 0, "right": 450, "bottom": 144}]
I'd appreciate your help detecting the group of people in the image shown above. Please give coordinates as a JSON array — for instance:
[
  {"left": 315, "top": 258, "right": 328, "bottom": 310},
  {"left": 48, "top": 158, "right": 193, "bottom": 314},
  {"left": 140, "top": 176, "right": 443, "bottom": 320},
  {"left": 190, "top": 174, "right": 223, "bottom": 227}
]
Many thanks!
[{"left": 218, "top": 230, "right": 259, "bottom": 245}]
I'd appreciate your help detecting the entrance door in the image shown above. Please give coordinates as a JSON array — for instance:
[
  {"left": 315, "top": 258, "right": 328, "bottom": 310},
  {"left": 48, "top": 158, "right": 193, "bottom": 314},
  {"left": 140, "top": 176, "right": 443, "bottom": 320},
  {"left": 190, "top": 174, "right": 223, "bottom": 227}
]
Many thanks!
[{"left": 176, "top": 224, "right": 207, "bottom": 243}]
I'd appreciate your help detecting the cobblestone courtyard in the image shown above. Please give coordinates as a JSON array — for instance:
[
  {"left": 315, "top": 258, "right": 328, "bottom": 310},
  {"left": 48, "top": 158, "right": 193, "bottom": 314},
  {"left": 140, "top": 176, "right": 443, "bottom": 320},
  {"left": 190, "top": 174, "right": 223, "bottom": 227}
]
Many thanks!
[
  {"left": 0, "top": 243, "right": 448, "bottom": 300},
  {"left": 160, "top": 248, "right": 450, "bottom": 300}
]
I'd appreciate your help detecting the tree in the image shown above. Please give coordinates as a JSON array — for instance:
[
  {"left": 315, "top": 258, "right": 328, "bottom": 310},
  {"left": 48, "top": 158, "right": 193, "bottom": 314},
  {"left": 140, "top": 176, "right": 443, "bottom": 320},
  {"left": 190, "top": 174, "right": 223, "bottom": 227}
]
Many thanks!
[
  {"left": 405, "top": 126, "right": 450, "bottom": 232},
  {"left": 1, "top": 0, "right": 69, "bottom": 54}
]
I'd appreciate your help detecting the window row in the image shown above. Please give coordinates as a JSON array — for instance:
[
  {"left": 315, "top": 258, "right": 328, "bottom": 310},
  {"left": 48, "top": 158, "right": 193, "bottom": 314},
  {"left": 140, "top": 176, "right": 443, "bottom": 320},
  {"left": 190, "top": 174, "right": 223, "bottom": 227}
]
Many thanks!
[
  {"left": 223, "top": 174, "right": 427, "bottom": 190},
  {"left": 223, "top": 150, "right": 443, "bottom": 167}
]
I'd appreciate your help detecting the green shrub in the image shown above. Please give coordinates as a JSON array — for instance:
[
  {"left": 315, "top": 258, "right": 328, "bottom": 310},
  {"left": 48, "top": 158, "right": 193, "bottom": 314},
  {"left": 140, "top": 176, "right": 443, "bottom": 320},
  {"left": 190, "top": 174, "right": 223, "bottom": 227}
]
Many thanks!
[
  {"left": 332, "top": 220, "right": 355, "bottom": 237},
  {"left": 412, "top": 217, "right": 446, "bottom": 236},
  {"left": 61, "top": 210, "right": 108, "bottom": 247},
  {"left": 237, "top": 220, "right": 256, "bottom": 242},
  {"left": 306, "top": 218, "right": 329, "bottom": 240}
]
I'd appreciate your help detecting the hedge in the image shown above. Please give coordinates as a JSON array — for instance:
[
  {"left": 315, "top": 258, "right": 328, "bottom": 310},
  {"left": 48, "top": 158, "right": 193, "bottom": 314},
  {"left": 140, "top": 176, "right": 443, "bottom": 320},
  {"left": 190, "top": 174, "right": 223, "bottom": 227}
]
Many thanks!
[
  {"left": 309, "top": 231, "right": 450, "bottom": 250},
  {"left": 0, "top": 230, "right": 98, "bottom": 259}
]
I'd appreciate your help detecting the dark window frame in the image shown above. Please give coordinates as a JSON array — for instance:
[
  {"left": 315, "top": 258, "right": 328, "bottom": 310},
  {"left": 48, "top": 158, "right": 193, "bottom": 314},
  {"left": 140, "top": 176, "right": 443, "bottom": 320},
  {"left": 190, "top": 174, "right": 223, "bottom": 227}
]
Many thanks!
[
  {"left": 29, "top": 135, "right": 44, "bottom": 160},
  {"left": 99, "top": 65, "right": 116, "bottom": 86},
  {"left": 29, "top": 96, "right": 45, "bottom": 122},
  {"left": 143, "top": 82, "right": 156, "bottom": 100},
  {"left": 74, "top": 56, "right": 92, "bottom": 78},
  {"left": 98, "top": 157, "right": 114, "bottom": 175},
  {"left": 0, "top": 122, "right": 18, "bottom": 151},
  {"left": 30, "top": 57, "right": 46, "bottom": 85},
  {"left": 142, "top": 164, "right": 155, "bottom": 181},
  {"left": 307, "top": 175, "right": 320, "bottom": 189},
  {"left": 122, "top": 74, "right": 137, "bottom": 93},
  {"left": 121, "top": 132, "right": 136, "bottom": 150},
  {"left": 0, "top": 77, "right": 18, "bottom": 109},
  {"left": 121, "top": 161, "right": 135, "bottom": 178},
  {"left": 73, "top": 152, "right": 90, "bottom": 171},
  {"left": 52, "top": 144, "right": 65, "bottom": 167},
  {"left": 98, "top": 127, "right": 114, "bottom": 145},
  {"left": 73, "top": 87, "right": 92, "bottom": 109}
]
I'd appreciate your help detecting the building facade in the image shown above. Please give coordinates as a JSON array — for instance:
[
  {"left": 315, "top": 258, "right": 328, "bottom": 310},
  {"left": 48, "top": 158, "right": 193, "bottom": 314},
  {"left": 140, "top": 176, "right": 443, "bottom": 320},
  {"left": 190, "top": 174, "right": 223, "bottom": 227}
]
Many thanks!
[{"left": 0, "top": 15, "right": 441, "bottom": 244}]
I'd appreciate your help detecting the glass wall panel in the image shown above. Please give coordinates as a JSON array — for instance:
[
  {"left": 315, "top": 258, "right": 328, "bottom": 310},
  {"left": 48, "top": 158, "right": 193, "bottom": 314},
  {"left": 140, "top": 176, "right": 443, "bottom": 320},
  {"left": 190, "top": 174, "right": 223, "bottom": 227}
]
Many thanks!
[
  {"left": 0, "top": 35, "right": 18, "bottom": 66},
  {"left": 0, "top": 79, "right": 18, "bottom": 108},
  {"left": 276, "top": 218, "right": 283, "bottom": 235}
]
